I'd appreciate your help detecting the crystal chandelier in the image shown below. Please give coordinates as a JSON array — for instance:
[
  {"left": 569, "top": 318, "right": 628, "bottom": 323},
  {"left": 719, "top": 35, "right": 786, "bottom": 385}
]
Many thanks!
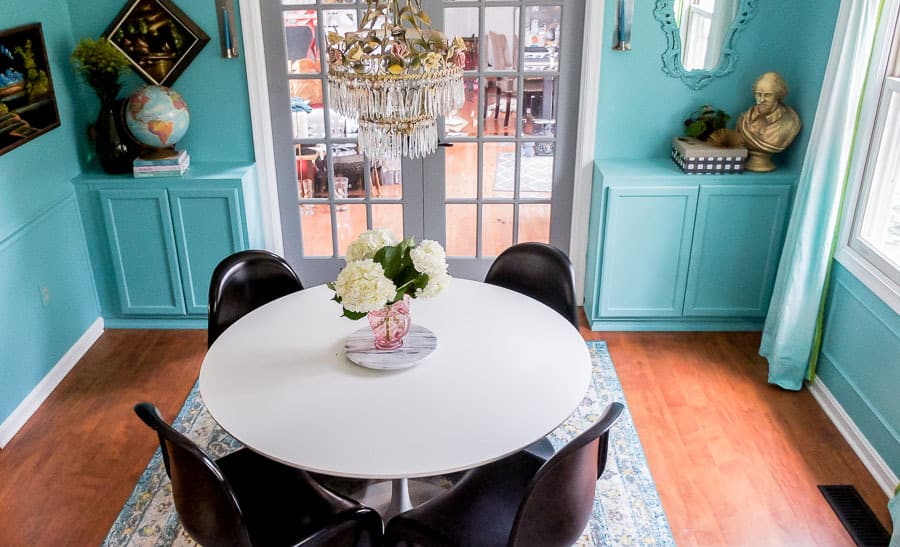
[{"left": 326, "top": 0, "right": 466, "bottom": 161}]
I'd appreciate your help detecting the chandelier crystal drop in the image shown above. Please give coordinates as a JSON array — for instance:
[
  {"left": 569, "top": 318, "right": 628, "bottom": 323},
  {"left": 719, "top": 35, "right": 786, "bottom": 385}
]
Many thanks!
[{"left": 326, "top": 0, "right": 466, "bottom": 161}]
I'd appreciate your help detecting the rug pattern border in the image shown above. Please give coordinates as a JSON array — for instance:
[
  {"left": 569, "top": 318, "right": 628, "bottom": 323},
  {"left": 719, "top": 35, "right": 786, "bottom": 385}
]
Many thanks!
[{"left": 104, "top": 341, "right": 674, "bottom": 546}]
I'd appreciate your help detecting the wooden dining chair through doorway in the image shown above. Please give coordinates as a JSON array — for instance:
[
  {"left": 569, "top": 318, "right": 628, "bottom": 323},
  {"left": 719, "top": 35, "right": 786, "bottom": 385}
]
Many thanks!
[{"left": 485, "top": 31, "right": 518, "bottom": 128}]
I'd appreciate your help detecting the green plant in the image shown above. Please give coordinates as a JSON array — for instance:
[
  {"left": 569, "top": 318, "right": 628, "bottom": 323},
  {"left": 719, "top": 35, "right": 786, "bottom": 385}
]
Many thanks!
[
  {"left": 70, "top": 37, "right": 130, "bottom": 101},
  {"left": 684, "top": 104, "right": 730, "bottom": 141},
  {"left": 327, "top": 229, "right": 450, "bottom": 319}
]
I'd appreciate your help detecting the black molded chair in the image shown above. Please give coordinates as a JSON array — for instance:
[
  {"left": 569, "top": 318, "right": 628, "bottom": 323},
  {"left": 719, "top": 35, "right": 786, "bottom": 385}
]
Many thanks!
[
  {"left": 384, "top": 402, "right": 624, "bottom": 547},
  {"left": 485, "top": 243, "right": 580, "bottom": 460},
  {"left": 484, "top": 242, "right": 579, "bottom": 329},
  {"left": 208, "top": 250, "right": 303, "bottom": 347},
  {"left": 135, "top": 402, "right": 382, "bottom": 547}
]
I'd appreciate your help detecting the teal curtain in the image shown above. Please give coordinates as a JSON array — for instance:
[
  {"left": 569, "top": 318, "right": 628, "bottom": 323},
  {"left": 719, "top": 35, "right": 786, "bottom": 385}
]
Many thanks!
[{"left": 760, "top": 0, "right": 884, "bottom": 390}]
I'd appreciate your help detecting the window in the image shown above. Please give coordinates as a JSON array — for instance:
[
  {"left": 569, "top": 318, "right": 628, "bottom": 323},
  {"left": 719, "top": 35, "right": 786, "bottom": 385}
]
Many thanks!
[{"left": 839, "top": 3, "right": 900, "bottom": 311}]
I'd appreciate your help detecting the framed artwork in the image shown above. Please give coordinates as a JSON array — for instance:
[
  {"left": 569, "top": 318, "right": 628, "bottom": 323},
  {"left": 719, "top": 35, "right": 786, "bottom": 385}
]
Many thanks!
[
  {"left": 0, "top": 23, "right": 61, "bottom": 157},
  {"left": 104, "top": 0, "right": 209, "bottom": 87}
]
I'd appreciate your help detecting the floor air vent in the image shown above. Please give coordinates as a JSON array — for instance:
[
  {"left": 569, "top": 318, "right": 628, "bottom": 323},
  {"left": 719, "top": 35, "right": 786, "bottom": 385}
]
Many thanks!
[{"left": 818, "top": 484, "right": 890, "bottom": 546}]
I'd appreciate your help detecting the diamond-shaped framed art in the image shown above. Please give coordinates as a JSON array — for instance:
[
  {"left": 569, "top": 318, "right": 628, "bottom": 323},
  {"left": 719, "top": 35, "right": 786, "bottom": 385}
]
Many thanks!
[{"left": 103, "top": 0, "right": 209, "bottom": 87}]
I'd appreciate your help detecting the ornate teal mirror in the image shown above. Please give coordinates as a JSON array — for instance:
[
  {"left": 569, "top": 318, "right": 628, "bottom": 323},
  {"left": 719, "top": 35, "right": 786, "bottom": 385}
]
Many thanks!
[{"left": 653, "top": 0, "right": 757, "bottom": 90}]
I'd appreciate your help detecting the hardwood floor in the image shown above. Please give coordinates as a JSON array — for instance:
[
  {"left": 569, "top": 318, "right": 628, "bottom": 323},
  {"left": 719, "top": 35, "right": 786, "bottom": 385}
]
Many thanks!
[
  {"left": 0, "top": 325, "right": 891, "bottom": 546},
  {"left": 581, "top": 328, "right": 893, "bottom": 546},
  {"left": 0, "top": 330, "right": 206, "bottom": 546}
]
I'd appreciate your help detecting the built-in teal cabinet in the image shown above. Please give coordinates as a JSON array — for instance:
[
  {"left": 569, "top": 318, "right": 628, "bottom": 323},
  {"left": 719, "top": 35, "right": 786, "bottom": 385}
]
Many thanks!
[
  {"left": 74, "top": 163, "right": 261, "bottom": 328},
  {"left": 599, "top": 186, "right": 698, "bottom": 317},
  {"left": 683, "top": 185, "right": 791, "bottom": 317},
  {"left": 170, "top": 187, "right": 246, "bottom": 314},
  {"left": 99, "top": 188, "right": 186, "bottom": 315},
  {"left": 585, "top": 160, "right": 795, "bottom": 331}
]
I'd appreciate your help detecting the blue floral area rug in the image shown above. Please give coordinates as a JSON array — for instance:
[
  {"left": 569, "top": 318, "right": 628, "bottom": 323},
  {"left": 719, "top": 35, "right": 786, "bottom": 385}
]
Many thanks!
[{"left": 104, "top": 341, "right": 674, "bottom": 546}]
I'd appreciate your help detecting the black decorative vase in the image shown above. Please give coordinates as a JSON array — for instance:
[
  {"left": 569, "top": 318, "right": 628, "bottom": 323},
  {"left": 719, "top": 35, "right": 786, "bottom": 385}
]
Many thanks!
[{"left": 94, "top": 98, "right": 136, "bottom": 174}]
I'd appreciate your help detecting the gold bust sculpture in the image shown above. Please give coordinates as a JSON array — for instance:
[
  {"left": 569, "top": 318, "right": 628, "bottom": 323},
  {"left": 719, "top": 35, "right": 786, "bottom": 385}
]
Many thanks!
[{"left": 737, "top": 72, "right": 802, "bottom": 172}]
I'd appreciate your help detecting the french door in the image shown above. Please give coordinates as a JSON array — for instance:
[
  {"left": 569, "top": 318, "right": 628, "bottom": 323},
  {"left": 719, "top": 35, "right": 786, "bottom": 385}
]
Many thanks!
[{"left": 261, "top": 0, "right": 584, "bottom": 285}]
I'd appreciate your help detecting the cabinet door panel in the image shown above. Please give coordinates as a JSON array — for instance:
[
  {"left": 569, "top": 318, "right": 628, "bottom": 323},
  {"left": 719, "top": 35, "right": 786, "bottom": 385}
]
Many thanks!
[
  {"left": 684, "top": 185, "right": 790, "bottom": 316},
  {"left": 99, "top": 189, "right": 185, "bottom": 315},
  {"left": 598, "top": 186, "right": 698, "bottom": 317},
  {"left": 169, "top": 188, "right": 246, "bottom": 315}
]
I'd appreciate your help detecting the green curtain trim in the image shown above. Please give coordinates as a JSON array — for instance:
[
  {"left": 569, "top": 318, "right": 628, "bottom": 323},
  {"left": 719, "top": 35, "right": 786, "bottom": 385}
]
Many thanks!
[{"left": 806, "top": 0, "right": 887, "bottom": 382}]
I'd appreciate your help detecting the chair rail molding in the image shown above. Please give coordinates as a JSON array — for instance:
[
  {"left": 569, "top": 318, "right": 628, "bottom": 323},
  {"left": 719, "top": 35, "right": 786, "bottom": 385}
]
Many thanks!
[
  {"left": 238, "top": 1, "right": 284, "bottom": 256},
  {"left": 0, "top": 318, "right": 104, "bottom": 448},
  {"left": 571, "top": 0, "right": 604, "bottom": 303}
]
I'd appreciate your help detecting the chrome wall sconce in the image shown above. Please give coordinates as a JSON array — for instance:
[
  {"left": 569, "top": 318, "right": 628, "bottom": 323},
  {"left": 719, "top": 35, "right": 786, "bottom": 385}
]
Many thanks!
[
  {"left": 613, "top": 0, "right": 634, "bottom": 51},
  {"left": 215, "top": 0, "right": 238, "bottom": 58}
]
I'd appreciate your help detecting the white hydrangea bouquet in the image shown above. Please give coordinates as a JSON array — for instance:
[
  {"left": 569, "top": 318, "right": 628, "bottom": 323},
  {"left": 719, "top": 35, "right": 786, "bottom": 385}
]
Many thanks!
[{"left": 328, "top": 229, "right": 451, "bottom": 320}]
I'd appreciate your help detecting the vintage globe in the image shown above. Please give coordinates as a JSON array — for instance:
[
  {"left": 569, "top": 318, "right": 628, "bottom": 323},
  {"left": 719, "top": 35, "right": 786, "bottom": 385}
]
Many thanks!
[{"left": 125, "top": 85, "right": 190, "bottom": 155}]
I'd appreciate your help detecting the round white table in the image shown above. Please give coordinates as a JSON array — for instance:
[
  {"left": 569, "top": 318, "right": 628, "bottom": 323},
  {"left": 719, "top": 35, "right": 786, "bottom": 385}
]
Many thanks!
[{"left": 200, "top": 279, "right": 591, "bottom": 517}]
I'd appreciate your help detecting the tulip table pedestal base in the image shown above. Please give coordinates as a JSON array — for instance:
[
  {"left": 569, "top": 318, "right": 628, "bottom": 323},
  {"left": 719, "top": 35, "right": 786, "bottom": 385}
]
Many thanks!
[{"left": 352, "top": 478, "right": 448, "bottom": 520}]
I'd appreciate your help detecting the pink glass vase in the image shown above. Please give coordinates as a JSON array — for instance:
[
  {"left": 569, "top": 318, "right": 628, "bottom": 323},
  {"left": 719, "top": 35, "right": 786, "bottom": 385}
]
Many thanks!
[{"left": 367, "top": 295, "right": 411, "bottom": 350}]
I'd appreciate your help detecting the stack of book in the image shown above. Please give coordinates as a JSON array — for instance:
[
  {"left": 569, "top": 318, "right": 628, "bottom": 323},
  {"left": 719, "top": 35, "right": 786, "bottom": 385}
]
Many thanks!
[{"left": 133, "top": 150, "right": 190, "bottom": 178}]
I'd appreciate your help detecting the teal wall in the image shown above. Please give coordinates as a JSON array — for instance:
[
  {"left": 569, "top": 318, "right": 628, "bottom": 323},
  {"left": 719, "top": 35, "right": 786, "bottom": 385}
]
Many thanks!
[
  {"left": 818, "top": 263, "right": 900, "bottom": 477},
  {"left": 594, "top": 0, "right": 840, "bottom": 172},
  {"left": 1, "top": 0, "right": 254, "bottom": 425},
  {"left": 65, "top": 0, "right": 255, "bottom": 165},
  {"left": 0, "top": 1, "right": 99, "bottom": 422}
]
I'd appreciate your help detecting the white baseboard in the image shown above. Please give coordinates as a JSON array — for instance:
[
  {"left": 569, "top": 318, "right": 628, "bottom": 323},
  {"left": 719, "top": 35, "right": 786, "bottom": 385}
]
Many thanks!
[
  {"left": 808, "top": 377, "right": 899, "bottom": 497},
  {"left": 0, "top": 317, "right": 104, "bottom": 448}
]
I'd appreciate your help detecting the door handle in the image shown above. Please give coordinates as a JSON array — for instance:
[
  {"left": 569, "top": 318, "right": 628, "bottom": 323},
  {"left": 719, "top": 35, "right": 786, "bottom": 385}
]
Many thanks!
[{"left": 438, "top": 141, "right": 454, "bottom": 148}]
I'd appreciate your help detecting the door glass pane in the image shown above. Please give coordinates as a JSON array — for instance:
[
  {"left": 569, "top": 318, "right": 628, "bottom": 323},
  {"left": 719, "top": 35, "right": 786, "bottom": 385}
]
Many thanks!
[
  {"left": 518, "top": 204, "right": 551, "bottom": 244},
  {"left": 520, "top": 142, "right": 554, "bottom": 198},
  {"left": 446, "top": 143, "right": 478, "bottom": 199},
  {"left": 300, "top": 204, "right": 333, "bottom": 257},
  {"left": 372, "top": 158, "right": 403, "bottom": 199},
  {"left": 483, "top": 77, "right": 517, "bottom": 137},
  {"left": 290, "top": 79, "right": 325, "bottom": 138},
  {"left": 332, "top": 143, "right": 365, "bottom": 198},
  {"left": 524, "top": 6, "right": 561, "bottom": 70},
  {"left": 483, "top": 203, "right": 513, "bottom": 257},
  {"left": 372, "top": 204, "right": 404, "bottom": 242},
  {"left": 296, "top": 143, "right": 326, "bottom": 198},
  {"left": 329, "top": 109, "right": 358, "bottom": 138},
  {"left": 284, "top": 11, "right": 319, "bottom": 74},
  {"left": 337, "top": 204, "right": 367, "bottom": 256},
  {"left": 284, "top": 0, "right": 315, "bottom": 6},
  {"left": 445, "top": 8, "right": 479, "bottom": 69},
  {"left": 321, "top": 9, "right": 358, "bottom": 41},
  {"left": 295, "top": 144, "right": 322, "bottom": 199},
  {"left": 522, "top": 76, "right": 558, "bottom": 137},
  {"left": 483, "top": 142, "right": 515, "bottom": 198},
  {"left": 448, "top": 76, "right": 478, "bottom": 137},
  {"left": 484, "top": 7, "right": 519, "bottom": 71},
  {"left": 446, "top": 204, "right": 477, "bottom": 257}
]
